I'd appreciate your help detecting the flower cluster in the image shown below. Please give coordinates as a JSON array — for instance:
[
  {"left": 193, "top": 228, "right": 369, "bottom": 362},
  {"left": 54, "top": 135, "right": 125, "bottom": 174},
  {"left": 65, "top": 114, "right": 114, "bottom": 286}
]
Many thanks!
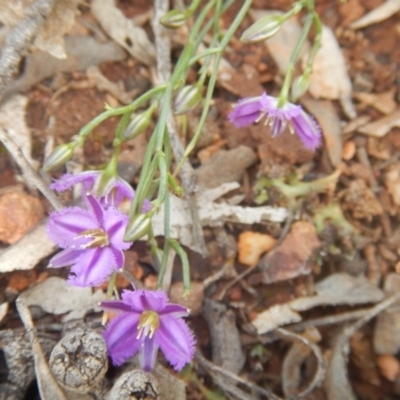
[
  {"left": 228, "top": 92, "right": 321, "bottom": 150},
  {"left": 47, "top": 171, "right": 134, "bottom": 286},
  {"left": 101, "top": 289, "right": 196, "bottom": 371}
]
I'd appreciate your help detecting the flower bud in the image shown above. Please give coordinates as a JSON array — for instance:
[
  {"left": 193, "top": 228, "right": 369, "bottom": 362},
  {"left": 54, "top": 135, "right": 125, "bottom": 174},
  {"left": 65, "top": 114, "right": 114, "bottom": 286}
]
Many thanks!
[
  {"left": 124, "top": 213, "right": 152, "bottom": 242},
  {"left": 291, "top": 72, "right": 310, "bottom": 101},
  {"left": 43, "top": 143, "right": 75, "bottom": 172},
  {"left": 160, "top": 9, "right": 186, "bottom": 29},
  {"left": 174, "top": 85, "right": 202, "bottom": 115},
  {"left": 240, "top": 14, "right": 284, "bottom": 43},
  {"left": 122, "top": 110, "right": 152, "bottom": 142}
]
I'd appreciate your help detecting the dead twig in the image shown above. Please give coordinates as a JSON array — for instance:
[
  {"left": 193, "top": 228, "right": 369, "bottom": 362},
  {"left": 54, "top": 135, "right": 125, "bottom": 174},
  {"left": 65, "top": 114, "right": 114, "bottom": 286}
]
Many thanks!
[
  {"left": 0, "top": 129, "right": 62, "bottom": 210},
  {"left": 277, "top": 328, "right": 326, "bottom": 398},
  {"left": 151, "top": 0, "right": 208, "bottom": 257},
  {"left": 195, "top": 351, "right": 283, "bottom": 400},
  {"left": 0, "top": 0, "right": 57, "bottom": 99}
]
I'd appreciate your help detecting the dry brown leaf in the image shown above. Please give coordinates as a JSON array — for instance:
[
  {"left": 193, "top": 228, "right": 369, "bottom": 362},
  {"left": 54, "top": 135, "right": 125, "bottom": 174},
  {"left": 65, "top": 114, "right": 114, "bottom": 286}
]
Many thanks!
[
  {"left": 307, "top": 26, "right": 355, "bottom": 118},
  {"left": 354, "top": 91, "right": 397, "bottom": 115},
  {"left": 0, "top": 0, "right": 79, "bottom": 59},
  {"left": 91, "top": 0, "right": 155, "bottom": 66},
  {"left": 237, "top": 231, "right": 276, "bottom": 267},
  {"left": 259, "top": 221, "right": 320, "bottom": 284},
  {"left": 0, "top": 187, "right": 44, "bottom": 244},
  {"left": 168, "top": 281, "right": 204, "bottom": 316},
  {"left": 301, "top": 98, "right": 343, "bottom": 167},
  {"left": 385, "top": 163, "right": 400, "bottom": 206},
  {"left": 290, "top": 273, "right": 384, "bottom": 311},
  {"left": 357, "top": 110, "right": 400, "bottom": 137},
  {"left": 252, "top": 303, "right": 302, "bottom": 335}
]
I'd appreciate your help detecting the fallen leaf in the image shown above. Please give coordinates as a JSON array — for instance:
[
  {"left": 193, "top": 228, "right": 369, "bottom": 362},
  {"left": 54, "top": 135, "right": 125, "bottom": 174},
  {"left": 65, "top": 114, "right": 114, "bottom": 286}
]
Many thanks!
[
  {"left": 168, "top": 281, "right": 204, "bottom": 316},
  {"left": 357, "top": 110, "right": 400, "bottom": 137},
  {"left": 4, "top": 36, "right": 126, "bottom": 98},
  {"left": 204, "top": 298, "right": 245, "bottom": 373},
  {"left": 301, "top": 98, "right": 343, "bottom": 167},
  {"left": 290, "top": 273, "right": 384, "bottom": 311},
  {"left": 259, "top": 221, "right": 320, "bottom": 284},
  {"left": 91, "top": 0, "right": 155, "bottom": 66},
  {"left": 385, "top": 163, "right": 400, "bottom": 206},
  {"left": 350, "top": 0, "right": 400, "bottom": 29},
  {"left": 354, "top": 91, "right": 397, "bottom": 115},
  {"left": 238, "top": 231, "right": 276, "bottom": 267},
  {"left": 252, "top": 303, "right": 302, "bottom": 335},
  {"left": 0, "top": 302, "right": 8, "bottom": 324},
  {"left": 307, "top": 25, "right": 355, "bottom": 118},
  {"left": 0, "top": 0, "right": 79, "bottom": 58},
  {"left": 374, "top": 274, "right": 400, "bottom": 355},
  {"left": 0, "top": 219, "right": 55, "bottom": 273},
  {"left": 195, "top": 145, "right": 257, "bottom": 189},
  {"left": 21, "top": 277, "right": 106, "bottom": 322},
  {"left": 0, "top": 187, "right": 44, "bottom": 244}
]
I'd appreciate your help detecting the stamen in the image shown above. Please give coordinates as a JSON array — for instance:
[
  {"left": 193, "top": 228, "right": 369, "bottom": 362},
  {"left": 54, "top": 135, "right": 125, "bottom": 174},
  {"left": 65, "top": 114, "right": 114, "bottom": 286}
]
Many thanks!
[
  {"left": 137, "top": 311, "right": 160, "bottom": 340},
  {"left": 75, "top": 228, "right": 109, "bottom": 249}
]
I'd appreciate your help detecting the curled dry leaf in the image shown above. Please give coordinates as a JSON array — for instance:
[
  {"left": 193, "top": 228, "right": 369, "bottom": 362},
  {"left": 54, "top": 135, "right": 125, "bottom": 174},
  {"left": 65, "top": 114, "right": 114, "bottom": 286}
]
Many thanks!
[
  {"left": 354, "top": 91, "right": 397, "bottom": 115},
  {"left": 237, "top": 231, "right": 276, "bottom": 267},
  {"left": 290, "top": 273, "right": 384, "bottom": 311},
  {"left": 259, "top": 221, "right": 320, "bottom": 284},
  {"left": 0, "top": 187, "right": 45, "bottom": 244},
  {"left": 0, "top": 0, "right": 79, "bottom": 59},
  {"left": 374, "top": 274, "right": 400, "bottom": 355},
  {"left": 252, "top": 303, "right": 302, "bottom": 335},
  {"left": 307, "top": 26, "right": 355, "bottom": 118},
  {"left": 384, "top": 162, "right": 400, "bottom": 206}
]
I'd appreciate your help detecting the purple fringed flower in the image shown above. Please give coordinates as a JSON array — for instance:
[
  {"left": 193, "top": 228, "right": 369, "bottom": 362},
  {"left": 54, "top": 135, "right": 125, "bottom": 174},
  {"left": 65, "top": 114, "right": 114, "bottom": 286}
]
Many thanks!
[
  {"left": 229, "top": 92, "right": 321, "bottom": 150},
  {"left": 50, "top": 171, "right": 134, "bottom": 206},
  {"left": 101, "top": 289, "right": 196, "bottom": 371},
  {"left": 47, "top": 195, "right": 131, "bottom": 287}
]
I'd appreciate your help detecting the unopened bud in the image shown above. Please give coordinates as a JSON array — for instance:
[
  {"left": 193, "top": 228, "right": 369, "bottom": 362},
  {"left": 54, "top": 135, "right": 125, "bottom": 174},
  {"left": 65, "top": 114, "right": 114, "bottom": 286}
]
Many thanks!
[
  {"left": 122, "top": 110, "right": 153, "bottom": 142},
  {"left": 291, "top": 72, "right": 310, "bottom": 101},
  {"left": 160, "top": 9, "right": 186, "bottom": 29},
  {"left": 124, "top": 213, "right": 152, "bottom": 242},
  {"left": 43, "top": 143, "right": 75, "bottom": 172},
  {"left": 240, "top": 14, "right": 284, "bottom": 43},
  {"left": 174, "top": 85, "right": 202, "bottom": 115}
]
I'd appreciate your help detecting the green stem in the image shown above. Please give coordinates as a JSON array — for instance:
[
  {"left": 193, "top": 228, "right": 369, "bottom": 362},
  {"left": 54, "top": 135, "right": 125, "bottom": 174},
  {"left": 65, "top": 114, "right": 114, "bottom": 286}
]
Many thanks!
[{"left": 277, "top": 12, "right": 313, "bottom": 107}]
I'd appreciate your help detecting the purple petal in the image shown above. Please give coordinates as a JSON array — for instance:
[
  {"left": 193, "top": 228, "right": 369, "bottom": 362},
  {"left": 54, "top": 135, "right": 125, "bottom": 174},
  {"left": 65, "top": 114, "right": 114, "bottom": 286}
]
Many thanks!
[
  {"left": 103, "top": 207, "right": 131, "bottom": 251},
  {"left": 139, "top": 336, "right": 160, "bottom": 372},
  {"left": 47, "top": 207, "right": 98, "bottom": 248},
  {"left": 162, "top": 303, "right": 190, "bottom": 317},
  {"left": 121, "top": 290, "right": 168, "bottom": 313},
  {"left": 142, "top": 199, "right": 152, "bottom": 213},
  {"left": 291, "top": 110, "right": 321, "bottom": 150},
  {"left": 50, "top": 171, "right": 98, "bottom": 193},
  {"left": 101, "top": 300, "right": 132, "bottom": 313},
  {"left": 85, "top": 195, "right": 105, "bottom": 227},
  {"left": 157, "top": 314, "right": 196, "bottom": 371},
  {"left": 109, "top": 247, "right": 125, "bottom": 269},
  {"left": 103, "top": 313, "right": 142, "bottom": 366},
  {"left": 48, "top": 248, "right": 82, "bottom": 268},
  {"left": 114, "top": 179, "right": 135, "bottom": 202},
  {"left": 228, "top": 96, "right": 263, "bottom": 128},
  {"left": 68, "top": 247, "right": 116, "bottom": 287}
]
